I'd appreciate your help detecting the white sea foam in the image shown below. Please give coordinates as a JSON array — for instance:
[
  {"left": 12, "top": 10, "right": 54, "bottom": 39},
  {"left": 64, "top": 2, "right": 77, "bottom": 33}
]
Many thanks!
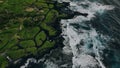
[
  {"left": 20, "top": 58, "right": 37, "bottom": 68},
  {"left": 45, "top": 60, "right": 59, "bottom": 68},
  {"left": 73, "top": 54, "right": 99, "bottom": 68},
  {"left": 59, "top": 0, "right": 114, "bottom": 68}
]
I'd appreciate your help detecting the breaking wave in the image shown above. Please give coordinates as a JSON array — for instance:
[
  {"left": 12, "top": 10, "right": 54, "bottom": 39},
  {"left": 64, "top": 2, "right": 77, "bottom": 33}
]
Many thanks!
[{"left": 59, "top": 0, "right": 114, "bottom": 68}]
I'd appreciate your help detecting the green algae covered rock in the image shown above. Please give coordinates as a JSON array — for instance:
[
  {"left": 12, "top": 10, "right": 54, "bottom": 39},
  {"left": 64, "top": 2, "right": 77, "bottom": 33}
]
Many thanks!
[
  {"left": 35, "top": 31, "right": 46, "bottom": 46},
  {"left": 6, "top": 49, "right": 26, "bottom": 60},
  {"left": 20, "top": 40, "right": 35, "bottom": 48},
  {"left": 0, "top": 0, "right": 67, "bottom": 67},
  {"left": 0, "top": 56, "right": 8, "bottom": 68}
]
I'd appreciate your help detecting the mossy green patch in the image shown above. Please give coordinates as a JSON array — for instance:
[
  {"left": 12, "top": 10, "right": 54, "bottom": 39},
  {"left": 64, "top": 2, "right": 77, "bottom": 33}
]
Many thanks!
[
  {"left": 35, "top": 2, "right": 48, "bottom": 8},
  {"left": 38, "top": 41, "right": 55, "bottom": 52},
  {"left": 0, "top": 30, "right": 17, "bottom": 51},
  {"left": 41, "top": 23, "right": 57, "bottom": 36},
  {"left": 20, "top": 40, "right": 35, "bottom": 48},
  {"left": 0, "top": 56, "right": 8, "bottom": 68},
  {"left": 26, "top": 47, "right": 37, "bottom": 55},
  {"left": 44, "top": 10, "right": 58, "bottom": 23},
  {"left": 6, "top": 49, "right": 26, "bottom": 60},
  {"left": 0, "top": 38, "right": 18, "bottom": 53},
  {"left": 18, "top": 27, "right": 40, "bottom": 39},
  {"left": 35, "top": 31, "right": 46, "bottom": 46}
]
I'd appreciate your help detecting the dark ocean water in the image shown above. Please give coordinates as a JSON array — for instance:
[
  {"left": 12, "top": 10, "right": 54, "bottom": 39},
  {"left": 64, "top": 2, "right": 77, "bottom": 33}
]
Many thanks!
[{"left": 19, "top": 0, "right": 120, "bottom": 68}]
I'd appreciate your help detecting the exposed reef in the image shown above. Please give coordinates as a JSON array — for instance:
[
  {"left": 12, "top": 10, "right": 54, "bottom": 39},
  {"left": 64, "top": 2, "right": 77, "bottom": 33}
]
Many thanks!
[
  {"left": 0, "top": 0, "right": 72, "bottom": 68},
  {"left": 0, "top": 0, "right": 89, "bottom": 67}
]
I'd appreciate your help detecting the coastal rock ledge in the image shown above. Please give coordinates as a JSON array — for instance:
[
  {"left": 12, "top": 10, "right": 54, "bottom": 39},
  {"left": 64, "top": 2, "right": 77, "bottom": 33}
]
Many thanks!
[{"left": 0, "top": 0, "right": 70, "bottom": 68}]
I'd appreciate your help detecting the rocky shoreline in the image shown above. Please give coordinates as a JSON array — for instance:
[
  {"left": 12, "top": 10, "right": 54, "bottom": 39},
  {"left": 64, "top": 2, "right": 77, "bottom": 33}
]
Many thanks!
[
  {"left": 0, "top": 0, "right": 88, "bottom": 67},
  {"left": 0, "top": 0, "right": 73, "bottom": 68},
  {"left": 7, "top": 1, "right": 73, "bottom": 68}
]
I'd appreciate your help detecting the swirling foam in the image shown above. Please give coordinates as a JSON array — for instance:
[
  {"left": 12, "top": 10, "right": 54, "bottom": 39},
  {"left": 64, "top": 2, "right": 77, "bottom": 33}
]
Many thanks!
[{"left": 59, "top": 0, "right": 114, "bottom": 68}]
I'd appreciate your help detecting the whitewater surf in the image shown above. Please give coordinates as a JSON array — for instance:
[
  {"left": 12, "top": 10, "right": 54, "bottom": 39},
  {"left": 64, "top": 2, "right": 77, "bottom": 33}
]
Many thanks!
[{"left": 60, "top": 0, "right": 114, "bottom": 68}]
